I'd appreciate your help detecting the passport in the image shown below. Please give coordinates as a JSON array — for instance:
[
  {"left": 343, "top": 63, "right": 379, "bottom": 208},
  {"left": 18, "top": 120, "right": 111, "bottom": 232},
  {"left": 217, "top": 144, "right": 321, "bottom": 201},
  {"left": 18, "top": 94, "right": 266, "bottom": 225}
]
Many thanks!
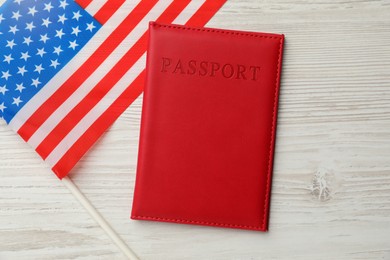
[{"left": 131, "top": 22, "right": 284, "bottom": 231}]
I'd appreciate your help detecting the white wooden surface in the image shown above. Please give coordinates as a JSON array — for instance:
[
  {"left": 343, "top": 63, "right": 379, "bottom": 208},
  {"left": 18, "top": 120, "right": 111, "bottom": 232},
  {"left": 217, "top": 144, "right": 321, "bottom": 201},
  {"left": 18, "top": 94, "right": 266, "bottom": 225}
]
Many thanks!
[{"left": 1, "top": 0, "right": 390, "bottom": 259}]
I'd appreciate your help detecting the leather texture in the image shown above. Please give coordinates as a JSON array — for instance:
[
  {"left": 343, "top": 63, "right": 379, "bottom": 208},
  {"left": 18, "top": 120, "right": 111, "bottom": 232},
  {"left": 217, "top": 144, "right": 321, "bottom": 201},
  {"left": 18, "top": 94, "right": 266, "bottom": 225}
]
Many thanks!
[{"left": 131, "top": 22, "right": 284, "bottom": 231}]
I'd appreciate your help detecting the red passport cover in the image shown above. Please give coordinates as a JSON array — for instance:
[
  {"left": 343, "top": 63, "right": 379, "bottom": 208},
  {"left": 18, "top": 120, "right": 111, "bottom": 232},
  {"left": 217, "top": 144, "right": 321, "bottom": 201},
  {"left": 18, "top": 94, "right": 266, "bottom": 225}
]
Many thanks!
[{"left": 131, "top": 22, "right": 284, "bottom": 231}]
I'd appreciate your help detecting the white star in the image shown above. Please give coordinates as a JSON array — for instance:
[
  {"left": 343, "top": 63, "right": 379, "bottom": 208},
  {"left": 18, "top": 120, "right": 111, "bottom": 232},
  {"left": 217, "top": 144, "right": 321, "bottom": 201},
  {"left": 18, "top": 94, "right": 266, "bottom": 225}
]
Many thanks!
[
  {"left": 0, "top": 102, "right": 6, "bottom": 112},
  {"left": 11, "top": 11, "right": 22, "bottom": 21},
  {"left": 12, "top": 96, "right": 23, "bottom": 106},
  {"left": 0, "top": 14, "right": 4, "bottom": 24},
  {"left": 1, "top": 71, "right": 11, "bottom": 80},
  {"left": 34, "top": 64, "right": 44, "bottom": 74},
  {"left": 15, "top": 83, "right": 25, "bottom": 93},
  {"left": 17, "top": 66, "right": 28, "bottom": 76},
  {"left": 20, "top": 51, "right": 31, "bottom": 61},
  {"left": 6, "top": 40, "right": 17, "bottom": 49},
  {"left": 14, "top": 0, "right": 23, "bottom": 5},
  {"left": 25, "top": 22, "right": 36, "bottom": 31},
  {"left": 59, "top": 0, "right": 69, "bottom": 9},
  {"left": 55, "top": 29, "right": 65, "bottom": 39},
  {"left": 86, "top": 22, "right": 96, "bottom": 32},
  {"left": 72, "top": 11, "right": 82, "bottom": 21},
  {"left": 44, "top": 2, "right": 54, "bottom": 12},
  {"left": 71, "top": 26, "right": 81, "bottom": 36},
  {"left": 50, "top": 59, "right": 60, "bottom": 69},
  {"left": 53, "top": 46, "right": 63, "bottom": 55},
  {"left": 23, "top": 36, "right": 33, "bottom": 46},
  {"left": 28, "top": 6, "right": 38, "bottom": 16},
  {"left": 36, "top": 48, "right": 47, "bottom": 57},
  {"left": 9, "top": 25, "right": 19, "bottom": 34},
  {"left": 69, "top": 40, "right": 79, "bottom": 50},
  {"left": 42, "top": 17, "right": 52, "bottom": 28},
  {"left": 3, "top": 54, "right": 14, "bottom": 64},
  {"left": 40, "top": 34, "right": 50, "bottom": 43},
  {"left": 58, "top": 14, "right": 67, "bottom": 24},
  {"left": 0, "top": 85, "right": 8, "bottom": 95},
  {"left": 31, "top": 77, "right": 41, "bottom": 88}
]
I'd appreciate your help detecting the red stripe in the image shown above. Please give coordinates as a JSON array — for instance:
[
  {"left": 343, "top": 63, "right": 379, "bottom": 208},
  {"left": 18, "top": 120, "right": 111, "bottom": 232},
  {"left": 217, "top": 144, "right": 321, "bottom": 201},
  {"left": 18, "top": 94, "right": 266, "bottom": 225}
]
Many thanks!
[
  {"left": 186, "top": 0, "right": 227, "bottom": 27},
  {"left": 75, "top": 0, "right": 92, "bottom": 9},
  {"left": 37, "top": 0, "right": 190, "bottom": 159},
  {"left": 93, "top": 0, "right": 126, "bottom": 25},
  {"left": 18, "top": 0, "right": 159, "bottom": 142}
]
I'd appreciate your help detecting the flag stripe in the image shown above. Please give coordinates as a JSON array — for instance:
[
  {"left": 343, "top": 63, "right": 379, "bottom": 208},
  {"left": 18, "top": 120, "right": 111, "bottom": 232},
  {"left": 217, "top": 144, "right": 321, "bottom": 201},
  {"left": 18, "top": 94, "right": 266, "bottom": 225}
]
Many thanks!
[
  {"left": 83, "top": 1, "right": 106, "bottom": 17},
  {"left": 17, "top": 0, "right": 158, "bottom": 141},
  {"left": 93, "top": 0, "right": 126, "bottom": 25},
  {"left": 186, "top": 0, "right": 226, "bottom": 26},
  {"left": 170, "top": 0, "right": 205, "bottom": 24},
  {"left": 8, "top": 0, "right": 139, "bottom": 132},
  {"left": 75, "top": 0, "right": 93, "bottom": 10},
  {"left": 35, "top": 0, "right": 183, "bottom": 159},
  {"left": 51, "top": 0, "right": 226, "bottom": 178}
]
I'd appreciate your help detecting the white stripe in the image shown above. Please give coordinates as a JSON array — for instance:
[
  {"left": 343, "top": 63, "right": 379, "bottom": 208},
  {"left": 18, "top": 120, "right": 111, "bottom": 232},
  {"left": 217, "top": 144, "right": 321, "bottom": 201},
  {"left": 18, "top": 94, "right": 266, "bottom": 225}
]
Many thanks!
[
  {"left": 45, "top": 53, "right": 146, "bottom": 166},
  {"left": 27, "top": 0, "right": 172, "bottom": 149},
  {"left": 173, "top": 0, "right": 205, "bottom": 24},
  {"left": 8, "top": 0, "right": 139, "bottom": 132},
  {"left": 45, "top": 0, "right": 205, "bottom": 166},
  {"left": 84, "top": 0, "right": 106, "bottom": 16}
]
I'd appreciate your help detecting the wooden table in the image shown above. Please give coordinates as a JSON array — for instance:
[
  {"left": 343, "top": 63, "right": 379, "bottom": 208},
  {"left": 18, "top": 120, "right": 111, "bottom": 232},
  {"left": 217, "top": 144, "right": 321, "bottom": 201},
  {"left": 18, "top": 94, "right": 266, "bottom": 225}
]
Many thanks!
[{"left": 1, "top": 0, "right": 390, "bottom": 259}]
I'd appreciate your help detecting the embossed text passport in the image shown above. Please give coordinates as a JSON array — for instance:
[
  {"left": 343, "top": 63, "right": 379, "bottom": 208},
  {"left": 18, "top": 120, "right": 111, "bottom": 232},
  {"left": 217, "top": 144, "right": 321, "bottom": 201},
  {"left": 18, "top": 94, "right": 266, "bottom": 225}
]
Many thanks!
[{"left": 131, "top": 22, "right": 284, "bottom": 231}]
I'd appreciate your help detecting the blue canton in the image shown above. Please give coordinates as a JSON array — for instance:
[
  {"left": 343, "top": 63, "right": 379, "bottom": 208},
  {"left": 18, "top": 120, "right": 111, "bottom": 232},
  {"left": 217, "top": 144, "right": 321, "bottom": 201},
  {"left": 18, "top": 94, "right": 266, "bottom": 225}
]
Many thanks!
[{"left": 0, "top": 0, "right": 101, "bottom": 122}]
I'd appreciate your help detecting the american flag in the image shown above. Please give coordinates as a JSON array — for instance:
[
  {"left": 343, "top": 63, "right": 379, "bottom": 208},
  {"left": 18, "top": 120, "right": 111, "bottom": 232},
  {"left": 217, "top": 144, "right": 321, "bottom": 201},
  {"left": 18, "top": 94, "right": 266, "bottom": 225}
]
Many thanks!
[{"left": 0, "top": 0, "right": 226, "bottom": 179}]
